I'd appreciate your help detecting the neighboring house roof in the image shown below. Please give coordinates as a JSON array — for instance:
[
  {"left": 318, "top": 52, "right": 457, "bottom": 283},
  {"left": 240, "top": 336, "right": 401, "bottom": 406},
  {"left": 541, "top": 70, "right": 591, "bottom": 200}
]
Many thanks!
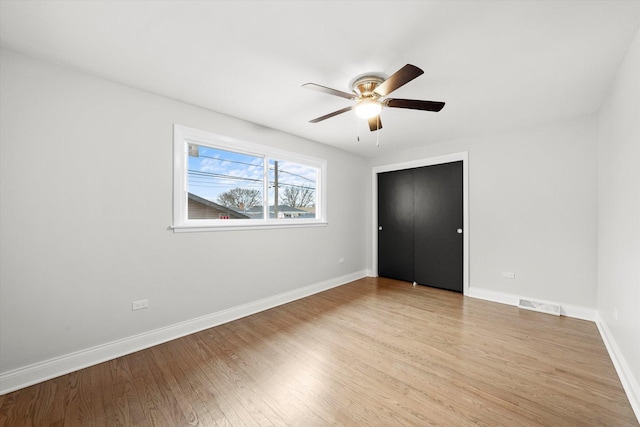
[{"left": 188, "top": 193, "right": 249, "bottom": 219}]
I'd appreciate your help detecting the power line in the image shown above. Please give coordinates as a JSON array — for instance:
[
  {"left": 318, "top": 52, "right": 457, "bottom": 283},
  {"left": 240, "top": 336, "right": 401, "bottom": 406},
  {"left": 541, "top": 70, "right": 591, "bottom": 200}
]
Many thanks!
[
  {"left": 191, "top": 152, "right": 315, "bottom": 183},
  {"left": 188, "top": 169, "right": 315, "bottom": 190},
  {"left": 188, "top": 170, "right": 262, "bottom": 183},
  {"left": 269, "top": 167, "right": 315, "bottom": 183},
  {"left": 196, "top": 153, "right": 263, "bottom": 169}
]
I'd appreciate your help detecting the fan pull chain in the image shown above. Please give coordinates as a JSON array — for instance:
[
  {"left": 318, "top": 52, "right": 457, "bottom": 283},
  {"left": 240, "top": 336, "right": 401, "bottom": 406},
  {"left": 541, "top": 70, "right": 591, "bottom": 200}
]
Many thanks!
[
  {"left": 376, "top": 115, "right": 380, "bottom": 147},
  {"left": 357, "top": 117, "right": 360, "bottom": 141}
]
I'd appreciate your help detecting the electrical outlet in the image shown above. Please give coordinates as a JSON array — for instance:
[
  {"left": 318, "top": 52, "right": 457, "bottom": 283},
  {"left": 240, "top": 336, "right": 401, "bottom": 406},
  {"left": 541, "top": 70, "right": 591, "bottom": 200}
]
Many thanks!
[
  {"left": 132, "top": 299, "right": 149, "bottom": 311},
  {"left": 502, "top": 272, "right": 515, "bottom": 279},
  {"left": 339, "top": 258, "right": 345, "bottom": 264}
]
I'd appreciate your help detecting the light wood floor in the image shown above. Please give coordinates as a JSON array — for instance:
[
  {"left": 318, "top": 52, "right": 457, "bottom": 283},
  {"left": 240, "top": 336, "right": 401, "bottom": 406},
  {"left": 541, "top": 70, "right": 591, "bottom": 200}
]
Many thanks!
[{"left": 1, "top": 277, "right": 637, "bottom": 426}]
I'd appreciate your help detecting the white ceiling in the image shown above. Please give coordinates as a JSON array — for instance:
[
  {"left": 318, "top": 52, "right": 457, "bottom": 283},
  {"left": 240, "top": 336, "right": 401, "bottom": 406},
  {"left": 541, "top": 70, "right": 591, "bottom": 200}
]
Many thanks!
[{"left": 1, "top": 1, "right": 639, "bottom": 157}]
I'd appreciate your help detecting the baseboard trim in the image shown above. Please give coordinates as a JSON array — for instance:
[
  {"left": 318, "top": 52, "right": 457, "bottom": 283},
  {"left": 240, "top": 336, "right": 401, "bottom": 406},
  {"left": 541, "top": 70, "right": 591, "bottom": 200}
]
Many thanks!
[
  {"left": 0, "top": 270, "right": 367, "bottom": 395},
  {"left": 596, "top": 316, "right": 640, "bottom": 422},
  {"left": 465, "top": 286, "right": 597, "bottom": 321}
]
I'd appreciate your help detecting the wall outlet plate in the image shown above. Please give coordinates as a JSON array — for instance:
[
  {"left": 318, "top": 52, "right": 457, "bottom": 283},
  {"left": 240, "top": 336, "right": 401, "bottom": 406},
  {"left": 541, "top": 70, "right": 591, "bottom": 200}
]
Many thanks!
[
  {"left": 132, "top": 299, "right": 149, "bottom": 311},
  {"left": 502, "top": 272, "right": 515, "bottom": 279}
]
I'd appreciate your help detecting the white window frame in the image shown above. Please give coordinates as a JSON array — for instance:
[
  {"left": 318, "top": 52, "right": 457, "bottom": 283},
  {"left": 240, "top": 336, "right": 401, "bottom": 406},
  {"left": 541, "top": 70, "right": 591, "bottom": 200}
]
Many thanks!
[{"left": 172, "top": 124, "right": 327, "bottom": 232}]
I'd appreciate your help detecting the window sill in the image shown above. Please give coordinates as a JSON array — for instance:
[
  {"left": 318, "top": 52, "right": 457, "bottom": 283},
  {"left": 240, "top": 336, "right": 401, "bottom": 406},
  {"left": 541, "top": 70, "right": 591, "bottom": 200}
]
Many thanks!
[{"left": 170, "top": 221, "right": 328, "bottom": 233}]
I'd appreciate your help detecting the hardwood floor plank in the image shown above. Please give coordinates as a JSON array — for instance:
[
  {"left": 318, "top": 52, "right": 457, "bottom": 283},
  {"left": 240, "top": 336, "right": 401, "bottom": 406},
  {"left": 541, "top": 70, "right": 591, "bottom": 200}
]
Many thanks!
[
  {"left": 155, "top": 337, "right": 221, "bottom": 426},
  {"left": 1, "top": 277, "right": 637, "bottom": 426},
  {"left": 126, "top": 349, "right": 175, "bottom": 426},
  {"left": 25, "top": 374, "right": 68, "bottom": 426},
  {"left": 228, "top": 318, "right": 358, "bottom": 426},
  {"left": 247, "top": 310, "right": 434, "bottom": 426},
  {"left": 276, "top": 291, "right": 549, "bottom": 426},
  {"left": 0, "top": 383, "right": 38, "bottom": 427},
  {"left": 190, "top": 331, "right": 274, "bottom": 426},
  {"left": 97, "top": 358, "right": 132, "bottom": 426},
  {"left": 61, "top": 366, "right": 100, "bottom": 426},
  {"left": 214, "top": 322, "right": 324, "bottom": 425}
]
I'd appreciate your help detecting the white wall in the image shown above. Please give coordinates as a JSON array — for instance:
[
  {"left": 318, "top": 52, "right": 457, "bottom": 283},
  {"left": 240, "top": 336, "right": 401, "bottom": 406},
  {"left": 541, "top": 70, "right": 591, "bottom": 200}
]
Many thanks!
[
  {"left": 597, "top": 27, "right": 640, "bottom": 413},
  {"left": 0, "top": 50, "right": 368, "bottom": 380},
  {"left": 368, "top": 115, "right": 599, "bottom": 312}
]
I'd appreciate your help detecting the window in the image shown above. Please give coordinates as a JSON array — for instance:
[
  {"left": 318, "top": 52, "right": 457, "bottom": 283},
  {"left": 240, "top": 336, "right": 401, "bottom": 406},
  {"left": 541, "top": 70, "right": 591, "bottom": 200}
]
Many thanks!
[{"left": 173, "top": 124, "right": 326, "bottom": 231}]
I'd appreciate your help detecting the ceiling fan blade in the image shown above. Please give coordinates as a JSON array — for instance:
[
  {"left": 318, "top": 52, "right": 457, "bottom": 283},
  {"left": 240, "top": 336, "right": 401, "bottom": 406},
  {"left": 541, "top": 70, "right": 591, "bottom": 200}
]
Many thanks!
[
  {"left": 374, "top": 64, "right": 424, "bottom": 97},
  {"left": 385, "top": 98, "right": 445, "bottom": 112},
  {"left": 368, "top": 116, "right": 382, "bottom": 131},
  {"left": 309, "top": 106, "right": 354, "bottom": 123},
  {"left": 302, "top": 83, "right": 356, "bottom": 100}
]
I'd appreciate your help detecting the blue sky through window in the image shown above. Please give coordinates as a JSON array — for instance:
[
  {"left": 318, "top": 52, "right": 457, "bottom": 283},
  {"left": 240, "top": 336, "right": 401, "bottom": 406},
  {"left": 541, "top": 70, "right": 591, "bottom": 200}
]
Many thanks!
[
  {"left": 188, "top": 145, "right": 317, "bottom": 208},
  {"left": 188, "top": 145, "right": 263, "bottom": 203}
]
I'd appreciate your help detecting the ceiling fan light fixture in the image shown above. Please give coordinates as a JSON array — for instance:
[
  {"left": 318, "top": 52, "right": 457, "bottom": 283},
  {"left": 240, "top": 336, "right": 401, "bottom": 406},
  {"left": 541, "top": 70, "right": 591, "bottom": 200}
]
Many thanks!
[
  {"left": 355, "top": 98, "right": 382, "bottom": 119},
  {"left": 304, "top": 64, "right": 444, "bottom": 131}
]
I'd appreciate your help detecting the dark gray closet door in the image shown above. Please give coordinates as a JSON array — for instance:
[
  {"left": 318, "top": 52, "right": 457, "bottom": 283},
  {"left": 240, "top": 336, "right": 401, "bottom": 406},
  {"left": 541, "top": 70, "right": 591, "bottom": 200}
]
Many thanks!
[
  {"left": 413, "top": 162, "right": 463, "bottom": 292},
  {"left": 377, "top": 169, "right": 414, "bottom": 282},
  {"left": 377, "top": 161, "right": 463, "bottom": 292}
]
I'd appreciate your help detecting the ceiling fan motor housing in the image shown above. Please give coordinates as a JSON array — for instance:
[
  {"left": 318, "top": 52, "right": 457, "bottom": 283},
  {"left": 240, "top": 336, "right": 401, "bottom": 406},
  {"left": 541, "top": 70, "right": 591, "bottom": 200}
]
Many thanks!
[{"left": 352, "top": 75, "right": 385, "bottom": 98}]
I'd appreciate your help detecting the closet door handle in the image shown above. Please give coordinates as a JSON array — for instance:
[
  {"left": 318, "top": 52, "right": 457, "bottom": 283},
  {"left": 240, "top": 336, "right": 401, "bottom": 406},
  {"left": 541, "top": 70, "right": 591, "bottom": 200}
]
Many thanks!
[{"left": 457, "top": 228, "right": 463, "bottom": 234}]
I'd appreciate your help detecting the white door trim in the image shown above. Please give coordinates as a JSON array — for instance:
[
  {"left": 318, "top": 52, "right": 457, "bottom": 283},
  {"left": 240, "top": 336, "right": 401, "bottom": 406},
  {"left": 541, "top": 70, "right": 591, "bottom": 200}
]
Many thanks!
[{"left": 372, "top": 151, "right": 469, "bottom": 295}]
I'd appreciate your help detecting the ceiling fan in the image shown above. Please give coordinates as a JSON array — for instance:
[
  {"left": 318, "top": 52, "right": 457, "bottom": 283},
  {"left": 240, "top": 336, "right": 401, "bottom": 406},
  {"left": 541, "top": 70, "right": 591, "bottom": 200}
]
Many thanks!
[{"left": 303, "top": 64, "right": 444, "bottom": 132}]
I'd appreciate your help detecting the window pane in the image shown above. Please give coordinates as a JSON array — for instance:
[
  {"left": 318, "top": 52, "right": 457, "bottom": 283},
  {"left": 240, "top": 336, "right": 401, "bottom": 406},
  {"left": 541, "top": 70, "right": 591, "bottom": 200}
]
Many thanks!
[
  {"left": 187, "top": 144, "right": 263, "bottom": 220},
  {"left": 268, "top": 159, "right": 317, "bottom": 219}
]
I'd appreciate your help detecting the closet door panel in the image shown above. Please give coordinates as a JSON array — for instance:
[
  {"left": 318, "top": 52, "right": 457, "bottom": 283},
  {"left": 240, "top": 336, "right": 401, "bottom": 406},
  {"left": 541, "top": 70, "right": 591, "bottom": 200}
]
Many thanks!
[
  {"left": 377, "top": 169, "right": 414, "bottom": 282},
  {"left": 413, "top": 162, "right": 463, "bottom": 292}
]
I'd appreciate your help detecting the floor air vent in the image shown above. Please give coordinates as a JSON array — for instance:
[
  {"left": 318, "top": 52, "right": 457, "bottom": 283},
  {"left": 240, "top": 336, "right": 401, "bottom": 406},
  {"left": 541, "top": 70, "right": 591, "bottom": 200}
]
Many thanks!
[{"left": 518, "top": 299, "right": 561, "bottom": 316}]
